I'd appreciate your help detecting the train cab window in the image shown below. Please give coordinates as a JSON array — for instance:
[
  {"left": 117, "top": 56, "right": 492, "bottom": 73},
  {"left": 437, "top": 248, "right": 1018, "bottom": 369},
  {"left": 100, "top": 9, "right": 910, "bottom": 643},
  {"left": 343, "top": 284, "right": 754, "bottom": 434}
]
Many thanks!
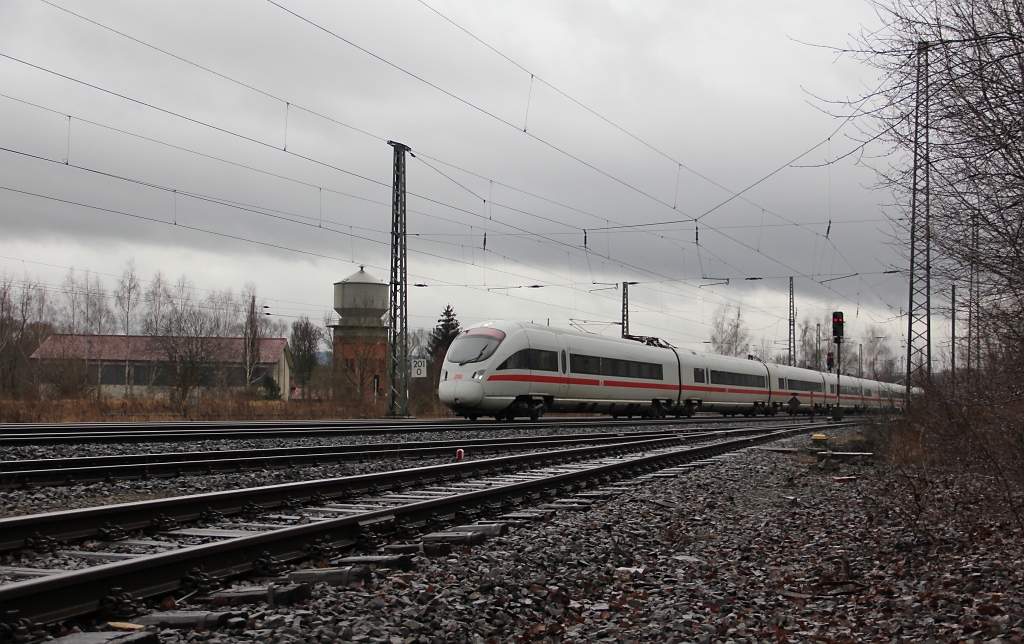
[
  {"left": 561, "top": 350, "right": 566, "bottom": 374},
  {"left": 779, "top": 378, "right": 785, "bottom": 389},
  {"left": 865, "top": 389, "right": 873, "bottom": 397},
  {"left": 446, "top": 327, "right": 506, "bottom": 365},
  {"left": 693, "top": 368, "right": 705, "bottom": 383},
  {"left": 829, "top": 384, "right": 836, "bottom": 394}
]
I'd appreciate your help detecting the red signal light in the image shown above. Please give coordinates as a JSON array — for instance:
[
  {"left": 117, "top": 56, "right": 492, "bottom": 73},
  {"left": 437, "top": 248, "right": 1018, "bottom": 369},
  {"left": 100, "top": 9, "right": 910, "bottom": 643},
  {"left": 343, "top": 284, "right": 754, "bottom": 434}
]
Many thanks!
[{"left": 831, "top": 311, "right": 845, "bottom": 340}]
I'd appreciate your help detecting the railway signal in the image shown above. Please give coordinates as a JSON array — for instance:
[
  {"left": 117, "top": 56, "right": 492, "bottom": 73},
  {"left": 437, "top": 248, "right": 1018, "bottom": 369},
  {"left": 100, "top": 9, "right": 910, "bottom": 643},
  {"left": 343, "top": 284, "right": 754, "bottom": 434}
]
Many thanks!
[
  {"left": 832, "top": 311, "right": 845, "bottom": 343},
  {"left": 827, "top": 352, "right": 834, "bottom": 371}
]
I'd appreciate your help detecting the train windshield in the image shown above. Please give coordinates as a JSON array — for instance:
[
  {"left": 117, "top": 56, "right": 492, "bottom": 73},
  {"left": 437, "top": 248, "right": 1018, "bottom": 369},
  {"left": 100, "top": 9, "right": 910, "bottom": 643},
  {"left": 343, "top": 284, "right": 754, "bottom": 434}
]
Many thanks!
[{"left": 447, "top": 327, "right": 507, "bottom": 365}]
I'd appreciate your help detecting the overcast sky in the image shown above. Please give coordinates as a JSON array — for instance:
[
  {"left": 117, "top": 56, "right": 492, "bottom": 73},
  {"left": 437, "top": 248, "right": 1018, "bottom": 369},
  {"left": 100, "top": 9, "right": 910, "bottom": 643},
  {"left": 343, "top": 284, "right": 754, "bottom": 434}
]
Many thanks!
[{"left": 0, "top": 0, "right": 932, "bottom": 356}]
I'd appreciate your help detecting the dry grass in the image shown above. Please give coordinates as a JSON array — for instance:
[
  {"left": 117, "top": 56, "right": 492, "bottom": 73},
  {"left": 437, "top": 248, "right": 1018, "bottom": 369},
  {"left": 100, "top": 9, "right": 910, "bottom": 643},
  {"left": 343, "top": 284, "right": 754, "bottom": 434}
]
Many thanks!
[
  {"left": 866, "top": 378, "right": 1024, "bottom": 532},
  {"left": 0, "top": 395, "right": 456, "bottom": 423}
]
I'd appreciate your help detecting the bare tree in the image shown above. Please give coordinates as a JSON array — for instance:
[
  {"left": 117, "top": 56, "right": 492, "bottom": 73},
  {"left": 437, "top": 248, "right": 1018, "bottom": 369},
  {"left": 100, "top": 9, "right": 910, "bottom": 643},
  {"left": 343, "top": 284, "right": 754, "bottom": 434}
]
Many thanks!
[
  {"left": 841, "top": 0, "right": 1024, "bottom": 367},
  {"left": 59, "top": 269, "right": 83, "bottom": 334},
  {"left": 833, "top": 0, "right": 1024, "bottom": 524},
  {"left": 861, "top": 324, "right": 898, "bottom": 381},
  {"left": 749, "top": 337, "right": 775, "bottom": 363},
  {"left": 16, "top": 277, "right": 54, "bottom": 395},
  {"left": 152, "top": 276, "right": 219, "bottom": 414},
  {"left": 115, "top": 259, "right": 141, "bottom": 397},
  {"left": 709, "top": 305, "right": 750, "bottom": 357},
  {"left": 796, "top": 317, "right": 821, "bottom": 370},
  {"left": 115, "top": 260, "right": 141, "bottom": 336},
  {"left": 289, "top": 316, "right": 324, "bottom": 399},
  {"left": 142, "top": 271, "right": 172, "bottom": 336},
  {"left": 82, "top": 272, "right": 113, "bottom": 336},
  {"left": 0, "top": 273, "right": 13, "bottom": 396},
  {"left": 341, "top": 336, "right": 387, "bottom": 409},
  {"left": 57, "top": 270, "right": 113, "bottom": 399},
  {"left": 243, "top": 294, "right": 261, "bottom": 389}
]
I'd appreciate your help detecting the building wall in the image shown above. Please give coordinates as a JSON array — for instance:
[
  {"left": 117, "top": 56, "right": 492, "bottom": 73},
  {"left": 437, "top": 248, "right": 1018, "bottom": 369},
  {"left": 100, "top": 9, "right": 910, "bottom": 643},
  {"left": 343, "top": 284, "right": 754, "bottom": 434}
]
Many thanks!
[
  {"left": 38, "top": 359, "right": 291, "bottom": 401},
  {"left": 333, "top": 326, "right": 388, "bottom": 405},
  {"left": 272, "top": 353, "right": 290, "bottom": 401}
]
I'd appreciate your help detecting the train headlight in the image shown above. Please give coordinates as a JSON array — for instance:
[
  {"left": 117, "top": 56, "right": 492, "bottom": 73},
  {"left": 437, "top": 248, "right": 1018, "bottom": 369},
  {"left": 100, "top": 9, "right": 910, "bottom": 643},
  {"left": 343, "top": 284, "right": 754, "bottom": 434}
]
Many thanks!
[{"left": 471, "top": 370, "right": 486, "bottom": 380}]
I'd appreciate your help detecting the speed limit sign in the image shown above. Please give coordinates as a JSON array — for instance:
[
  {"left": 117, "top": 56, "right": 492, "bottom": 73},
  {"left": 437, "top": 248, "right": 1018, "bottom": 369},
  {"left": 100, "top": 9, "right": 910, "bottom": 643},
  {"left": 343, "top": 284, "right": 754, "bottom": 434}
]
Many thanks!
[{"left": 411, "top": 358, "right": 427, "bottom": 378}]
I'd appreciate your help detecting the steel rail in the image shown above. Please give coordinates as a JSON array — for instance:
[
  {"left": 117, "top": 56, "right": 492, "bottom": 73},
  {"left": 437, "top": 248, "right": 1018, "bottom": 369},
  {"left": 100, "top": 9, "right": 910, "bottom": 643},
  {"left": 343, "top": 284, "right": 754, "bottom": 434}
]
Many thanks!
[
  {"left": 0, "top": 424, "right": 816, "bottom": 624},
  {"left": 0, "top": 415, "right": 797, "bottom": 445},
  {"left": 0, "top": 429, "right": 685, "bottom": 488},
  {"left": 0, "top": 423, "right": 826, "bottom": 551}
]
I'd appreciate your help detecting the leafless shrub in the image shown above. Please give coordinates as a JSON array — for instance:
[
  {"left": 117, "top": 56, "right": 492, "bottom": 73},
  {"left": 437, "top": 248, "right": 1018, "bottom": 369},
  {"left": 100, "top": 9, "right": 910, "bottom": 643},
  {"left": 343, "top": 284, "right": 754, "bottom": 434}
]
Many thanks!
[{"left": 832, "top": 0, "right": 1024, "bottom": 531}]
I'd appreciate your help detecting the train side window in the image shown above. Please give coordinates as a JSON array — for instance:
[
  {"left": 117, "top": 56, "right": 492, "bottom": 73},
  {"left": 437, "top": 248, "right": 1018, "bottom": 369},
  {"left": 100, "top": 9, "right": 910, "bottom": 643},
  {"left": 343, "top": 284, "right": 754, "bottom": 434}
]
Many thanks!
[
  {"left": 497, "top": 349, "right": 530, "bottom": 370},
  {"left": 561, "top": 350, "right": 566, "bottom": 374},
  {"left": 693, "top": 368, "right": 705, "bottom": 383},
  {"left": 788, "top": 378, "right": 823, "bottom": 392},
  {"left": 829, "top": 384, "right": 836, "bottom": 394},
  {"left": 778, "top": 378, "right": 785, "bottom": 389},
  {"left": 529, "top": 349, "right": 559, "bottom": 372}
]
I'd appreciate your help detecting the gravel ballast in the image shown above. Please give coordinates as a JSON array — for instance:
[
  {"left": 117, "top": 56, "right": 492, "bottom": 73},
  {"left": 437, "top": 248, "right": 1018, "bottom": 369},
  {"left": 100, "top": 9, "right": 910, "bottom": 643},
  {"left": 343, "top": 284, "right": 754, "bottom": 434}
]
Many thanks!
[
  {"left": 60, "top": 429, "right": 1022, "bottom": 643},
  {"left": 8, "top": 427, "right": 1024, "bottom": 642}
]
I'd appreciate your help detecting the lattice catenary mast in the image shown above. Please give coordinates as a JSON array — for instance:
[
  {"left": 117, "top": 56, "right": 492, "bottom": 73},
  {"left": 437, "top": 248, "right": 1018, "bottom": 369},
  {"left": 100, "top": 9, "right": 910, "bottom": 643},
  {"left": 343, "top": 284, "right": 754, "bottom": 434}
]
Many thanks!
[
  {"left": 621, "top": 281, "right": 630, "bottom": 337},
  {"left": 906, "top": 42, "right": 932, "bottom": 390},
  {"left": 387, "top": 141, "right": 410, "bottom": 417},
  {"left": 788, "top": 277, "right": 795, "bottom": 366}
]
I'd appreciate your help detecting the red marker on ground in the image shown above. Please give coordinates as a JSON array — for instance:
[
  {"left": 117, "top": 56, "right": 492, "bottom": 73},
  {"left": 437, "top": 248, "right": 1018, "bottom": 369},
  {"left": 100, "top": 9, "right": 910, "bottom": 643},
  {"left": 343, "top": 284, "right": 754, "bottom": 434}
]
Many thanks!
[{"left": 455, "top": 448, "right": 464, "bottom": 460}]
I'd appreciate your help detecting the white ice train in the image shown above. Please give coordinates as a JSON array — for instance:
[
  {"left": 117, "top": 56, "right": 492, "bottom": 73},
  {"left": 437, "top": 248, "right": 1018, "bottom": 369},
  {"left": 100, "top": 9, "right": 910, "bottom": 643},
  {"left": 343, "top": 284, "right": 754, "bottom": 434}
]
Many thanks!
[{"left": 437, "top": 320, "right": 907, "bottom": 421}]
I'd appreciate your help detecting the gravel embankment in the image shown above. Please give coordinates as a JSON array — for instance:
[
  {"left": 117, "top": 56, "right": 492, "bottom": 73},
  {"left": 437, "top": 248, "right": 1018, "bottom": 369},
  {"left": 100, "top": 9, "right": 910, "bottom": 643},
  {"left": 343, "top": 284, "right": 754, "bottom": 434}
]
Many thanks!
[
  {"left": 70, "top": 429, "right": 1022, "bottom": 643},
  {"left": 0, "top": 423, "right": 722, "bottom": 516}
]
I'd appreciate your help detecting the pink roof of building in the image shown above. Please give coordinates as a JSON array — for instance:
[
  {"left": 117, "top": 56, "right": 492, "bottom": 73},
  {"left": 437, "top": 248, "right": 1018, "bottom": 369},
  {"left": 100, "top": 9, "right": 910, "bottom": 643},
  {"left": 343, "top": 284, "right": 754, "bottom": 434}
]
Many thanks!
[{"left": 31, "top": 335, "right": 290, "bottom": 365}]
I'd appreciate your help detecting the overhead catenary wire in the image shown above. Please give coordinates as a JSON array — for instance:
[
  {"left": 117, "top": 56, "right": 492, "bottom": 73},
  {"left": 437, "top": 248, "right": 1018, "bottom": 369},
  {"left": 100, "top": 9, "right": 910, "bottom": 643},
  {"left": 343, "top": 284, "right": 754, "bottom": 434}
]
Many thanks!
[
  {"left": 0, "top": 179, "right": 715, "bottom": 340},
  {"left": 13, "top": 3, "right": 898, "bottom": 315},
  {"left": 413, "top": 0, "right": 895, "bottom": 237},
  {"left": 0, "top": 79, "right": 897, "bottom": 341},
  {"left": 4, "top": 6, "right": 909, "bottom": 335},
  {"left": 1, "top": 116, "right": 768, "bottom": 335}
]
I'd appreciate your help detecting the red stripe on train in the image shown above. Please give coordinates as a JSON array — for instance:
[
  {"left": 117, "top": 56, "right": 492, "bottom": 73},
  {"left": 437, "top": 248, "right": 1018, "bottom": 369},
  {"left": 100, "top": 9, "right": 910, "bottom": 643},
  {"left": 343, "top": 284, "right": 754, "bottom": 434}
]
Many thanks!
[
  {"left": 486, "top": 374, "right": 770, "bottom": 396},
  {"left": 602, "top": 379, "right": 680, "bottom": 391},
  {"left": 486, "top": 374, "right": 600, "bottom": 386}
]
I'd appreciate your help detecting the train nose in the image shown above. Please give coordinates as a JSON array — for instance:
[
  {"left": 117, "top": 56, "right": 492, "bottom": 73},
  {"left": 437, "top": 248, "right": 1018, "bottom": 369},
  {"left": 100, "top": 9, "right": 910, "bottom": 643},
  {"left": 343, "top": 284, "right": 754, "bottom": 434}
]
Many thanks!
[{"left": 438, "top": 380, "right": 484, "bottom": 407}]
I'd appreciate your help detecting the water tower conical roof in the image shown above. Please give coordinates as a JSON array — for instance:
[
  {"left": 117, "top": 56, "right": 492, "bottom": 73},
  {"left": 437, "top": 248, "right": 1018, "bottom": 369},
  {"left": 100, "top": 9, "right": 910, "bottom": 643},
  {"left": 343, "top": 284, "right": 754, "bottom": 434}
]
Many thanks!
[{"left": 335, "top": 266, "right": 386, "bottom": 286}]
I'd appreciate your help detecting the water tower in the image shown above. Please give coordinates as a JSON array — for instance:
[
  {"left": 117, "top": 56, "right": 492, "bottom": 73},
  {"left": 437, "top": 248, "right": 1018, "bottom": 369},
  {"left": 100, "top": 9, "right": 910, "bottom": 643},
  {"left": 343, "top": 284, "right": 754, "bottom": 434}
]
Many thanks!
[
  {"left": 334, "top": 266, "right": 387, "bottom": 327},
  {"left": 332, "top": 267, "right": 389, "bottom": 406}
]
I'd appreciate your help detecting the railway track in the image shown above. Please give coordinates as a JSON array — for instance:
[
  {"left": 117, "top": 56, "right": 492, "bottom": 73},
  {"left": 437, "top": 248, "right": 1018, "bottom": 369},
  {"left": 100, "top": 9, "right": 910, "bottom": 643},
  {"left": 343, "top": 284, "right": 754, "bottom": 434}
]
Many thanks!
[
  {"left": 0, "top": 421, "right": 837, "bottom": 628},
  {"left": 0, "top": 414, "right": 799, "bottom": 445},
  {"left": 0, "top": 429, "right": 690, "bottom": 488}
]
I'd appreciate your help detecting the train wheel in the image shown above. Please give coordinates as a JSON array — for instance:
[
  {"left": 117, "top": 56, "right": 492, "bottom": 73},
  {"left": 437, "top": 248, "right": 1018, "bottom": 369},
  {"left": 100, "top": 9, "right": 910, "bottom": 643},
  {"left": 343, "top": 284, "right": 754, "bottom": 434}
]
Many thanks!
[
  {"left": 529, "top": 410, "right": 540, "bottom": 421},
  {"left": 468, "top": 414, "right": 478, "bottom": 421}
]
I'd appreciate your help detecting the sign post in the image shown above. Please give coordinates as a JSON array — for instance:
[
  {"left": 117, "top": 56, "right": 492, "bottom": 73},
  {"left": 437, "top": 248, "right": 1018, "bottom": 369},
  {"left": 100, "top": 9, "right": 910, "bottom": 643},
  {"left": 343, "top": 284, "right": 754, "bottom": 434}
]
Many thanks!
[{"left": 411, "top": 359, "right": 427, "bottom": 379}]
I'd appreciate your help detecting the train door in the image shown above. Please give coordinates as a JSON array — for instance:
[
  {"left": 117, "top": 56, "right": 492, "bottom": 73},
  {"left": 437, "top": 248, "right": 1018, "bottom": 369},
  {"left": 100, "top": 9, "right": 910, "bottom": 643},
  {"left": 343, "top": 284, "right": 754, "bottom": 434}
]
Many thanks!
[
  {"left": 556, "top": 335, "right": 570, "bottom": 400},
  {"left": 527, "top": 330, "right": 560, "bottom": 400}
]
